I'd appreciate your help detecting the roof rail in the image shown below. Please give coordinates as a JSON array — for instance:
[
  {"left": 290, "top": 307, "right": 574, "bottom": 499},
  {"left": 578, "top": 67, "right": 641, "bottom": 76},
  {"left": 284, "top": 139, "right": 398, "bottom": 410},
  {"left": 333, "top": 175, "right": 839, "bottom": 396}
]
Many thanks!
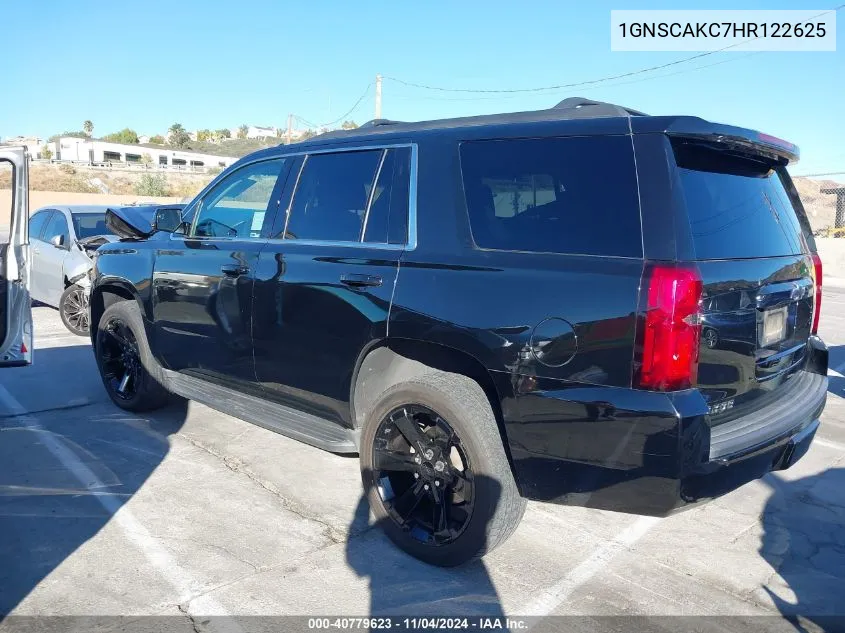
[
  {"left": 552, "top": 97, "right": 648, "bottom": 118},
  {"left": 359, "top": 119, "right": 404, "bottom": 129}
]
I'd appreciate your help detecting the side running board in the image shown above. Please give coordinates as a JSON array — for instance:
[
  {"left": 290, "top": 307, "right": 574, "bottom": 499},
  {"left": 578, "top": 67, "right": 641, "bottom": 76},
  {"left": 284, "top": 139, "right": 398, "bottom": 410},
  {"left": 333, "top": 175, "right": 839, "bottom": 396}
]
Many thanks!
[{"left": 163, "top": 370, "right": 359, "bottom": 454}]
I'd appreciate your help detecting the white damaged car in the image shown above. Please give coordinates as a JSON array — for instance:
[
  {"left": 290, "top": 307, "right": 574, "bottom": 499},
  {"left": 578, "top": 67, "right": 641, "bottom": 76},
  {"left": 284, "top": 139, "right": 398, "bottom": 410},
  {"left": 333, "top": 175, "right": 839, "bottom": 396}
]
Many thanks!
[{"left": 29, "top": 204, "right": 183, "bottom": 335}]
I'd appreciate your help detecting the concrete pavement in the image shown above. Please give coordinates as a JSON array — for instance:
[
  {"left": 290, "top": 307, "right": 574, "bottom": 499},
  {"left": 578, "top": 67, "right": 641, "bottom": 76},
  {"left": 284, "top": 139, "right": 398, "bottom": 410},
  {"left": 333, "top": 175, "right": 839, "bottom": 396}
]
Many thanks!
[{"left": 0, "top": 295, "right": 843, "bottom": 628}]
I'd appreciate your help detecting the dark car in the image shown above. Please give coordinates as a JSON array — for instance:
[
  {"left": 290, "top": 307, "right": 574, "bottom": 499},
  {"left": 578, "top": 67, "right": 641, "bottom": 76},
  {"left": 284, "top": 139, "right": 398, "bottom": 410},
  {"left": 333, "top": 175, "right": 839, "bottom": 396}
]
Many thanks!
[{"left": 89, "top": 98, "right": 828, "bottom": 566}]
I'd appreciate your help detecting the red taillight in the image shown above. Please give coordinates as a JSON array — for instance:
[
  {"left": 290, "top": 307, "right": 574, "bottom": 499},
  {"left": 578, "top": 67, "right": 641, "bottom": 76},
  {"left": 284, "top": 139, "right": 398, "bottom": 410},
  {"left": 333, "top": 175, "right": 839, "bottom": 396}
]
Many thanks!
[
  {"left": 811, "top": 252, "right": 822, "bottom": 335},
  {"left": 635, "top": 263, "right": 703, "bottom": 391}
]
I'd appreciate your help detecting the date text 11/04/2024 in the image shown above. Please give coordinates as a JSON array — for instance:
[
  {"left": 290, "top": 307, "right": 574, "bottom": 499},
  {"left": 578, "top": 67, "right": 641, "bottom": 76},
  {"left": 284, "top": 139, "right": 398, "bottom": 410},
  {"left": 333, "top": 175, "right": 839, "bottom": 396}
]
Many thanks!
[{"left": 307, "top": 617, "right": 529, "bottom": 630}]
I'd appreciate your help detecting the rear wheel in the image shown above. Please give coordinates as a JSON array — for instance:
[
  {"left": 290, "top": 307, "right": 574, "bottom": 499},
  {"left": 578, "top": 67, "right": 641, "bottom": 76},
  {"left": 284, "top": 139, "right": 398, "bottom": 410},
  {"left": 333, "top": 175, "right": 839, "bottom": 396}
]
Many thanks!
[
  {"left": 94, "top": 301, "right": 171, "bottom": 411},
  {"left": 59, "top": 284, "right": 89, "bottom": 336},
  {"left": 360, "top": 370, "right": 526, "bottom": 566}
]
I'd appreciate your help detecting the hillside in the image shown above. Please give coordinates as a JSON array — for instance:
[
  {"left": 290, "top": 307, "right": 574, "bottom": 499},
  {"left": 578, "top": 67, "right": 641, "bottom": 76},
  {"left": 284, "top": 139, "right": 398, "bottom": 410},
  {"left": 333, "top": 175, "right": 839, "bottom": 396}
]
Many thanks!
[
  {"left": 1, "top": 163, "right": 214, "bottom": 199},
  {"left": 793, "top": 176, "right": 842, "bottom": 233},
  {"left": 140, "top": 137, "right": 279, "bottom": 157}
]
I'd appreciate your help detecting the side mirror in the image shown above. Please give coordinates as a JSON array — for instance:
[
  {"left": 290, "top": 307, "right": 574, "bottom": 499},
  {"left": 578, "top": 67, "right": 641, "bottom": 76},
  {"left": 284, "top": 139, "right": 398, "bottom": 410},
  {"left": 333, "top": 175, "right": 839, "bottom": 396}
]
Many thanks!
[
  {"left": 153, "top": 207, "right": 184, "bottom": 233},
  {"left": 50, "top": 234, "right": 65, "bottom": 248}
]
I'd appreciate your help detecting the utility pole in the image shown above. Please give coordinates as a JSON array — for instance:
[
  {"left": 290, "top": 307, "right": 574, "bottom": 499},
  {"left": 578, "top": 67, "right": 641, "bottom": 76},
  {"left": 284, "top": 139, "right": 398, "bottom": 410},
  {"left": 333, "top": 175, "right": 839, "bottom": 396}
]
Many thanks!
[
  {"left": 286, "top": 113, "right": 293, "bottom": 145},
  {"left": 375, "top": 74, "right": 383, "bottom": 120}
]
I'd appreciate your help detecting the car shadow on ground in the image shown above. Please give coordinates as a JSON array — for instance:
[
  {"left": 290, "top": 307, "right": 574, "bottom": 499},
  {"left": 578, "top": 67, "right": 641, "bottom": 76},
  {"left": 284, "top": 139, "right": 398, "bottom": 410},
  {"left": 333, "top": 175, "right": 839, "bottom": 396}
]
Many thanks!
[
  {"left": 826, "top": 345, "right": 845, "bottom": 399},
  {"left": 759, "top": 468, "right": 845, "bottom": 631},
  {"left": 0, "top": 344, "right": 189, "bottom": 616},
  {"left": 345, "top": 473, "right": 506, "bottom": 618}
]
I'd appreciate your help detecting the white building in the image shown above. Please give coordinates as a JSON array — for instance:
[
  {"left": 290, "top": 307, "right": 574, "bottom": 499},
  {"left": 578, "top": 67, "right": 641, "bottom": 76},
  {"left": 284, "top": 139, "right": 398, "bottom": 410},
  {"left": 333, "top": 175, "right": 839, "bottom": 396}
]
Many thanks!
[
  {"left": 249, "top": 125, "right": 276, "bottom": 139},
  {"left": 46, "top": 137, "right": 237, "bottom": 169},
  {"left": 2, "top": 135, "right": 44, "bottom": 148},
  {"left": 227, "top": 125, "right": 275, "bottom": 140}
]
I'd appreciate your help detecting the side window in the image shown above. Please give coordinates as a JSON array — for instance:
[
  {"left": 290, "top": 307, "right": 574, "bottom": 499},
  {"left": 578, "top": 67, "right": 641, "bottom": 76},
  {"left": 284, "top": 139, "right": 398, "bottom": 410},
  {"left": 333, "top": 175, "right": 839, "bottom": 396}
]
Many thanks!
[
  {"left": 461, "top": 136, "right": 642, "bottom": 257},
  {"left": 192, "top": 158, "right": 286, "bottom": 238},
  {"left": 363, "top": 147, "right": 411, "bottom": 244},
  {"left": 285, "top": 150, "right": 382, "bottom": 242},
  {"left": 29, "top": 211, "right": 53, "bottom": 241},
  {"left": 42, "top": 212, "right": 70, "bottom": 248}
]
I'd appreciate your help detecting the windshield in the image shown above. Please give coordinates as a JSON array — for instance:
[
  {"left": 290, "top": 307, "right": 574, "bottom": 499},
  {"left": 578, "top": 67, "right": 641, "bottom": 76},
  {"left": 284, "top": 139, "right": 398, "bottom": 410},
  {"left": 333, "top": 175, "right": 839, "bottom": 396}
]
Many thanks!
[{"left": 72, "top": 213, "right": 112, "bottom": 239}]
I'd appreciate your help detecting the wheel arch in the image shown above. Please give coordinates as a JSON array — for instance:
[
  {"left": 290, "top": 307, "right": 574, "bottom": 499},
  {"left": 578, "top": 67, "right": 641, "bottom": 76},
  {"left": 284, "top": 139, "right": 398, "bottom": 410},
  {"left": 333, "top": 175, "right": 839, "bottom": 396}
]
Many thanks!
[
  {"left": 89, "top": 281, "right": 146, "bottom": 348},
  {"left": 351, "top": 338, "right": 518, "bottom": 471}
]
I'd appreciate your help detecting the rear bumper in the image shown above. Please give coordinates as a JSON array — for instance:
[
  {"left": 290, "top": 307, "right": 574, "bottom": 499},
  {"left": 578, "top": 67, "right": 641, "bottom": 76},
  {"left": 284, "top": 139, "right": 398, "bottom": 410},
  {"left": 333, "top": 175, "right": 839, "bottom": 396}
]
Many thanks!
[{"left": 502, "top": 339, "right": 828, "bottom": 517}]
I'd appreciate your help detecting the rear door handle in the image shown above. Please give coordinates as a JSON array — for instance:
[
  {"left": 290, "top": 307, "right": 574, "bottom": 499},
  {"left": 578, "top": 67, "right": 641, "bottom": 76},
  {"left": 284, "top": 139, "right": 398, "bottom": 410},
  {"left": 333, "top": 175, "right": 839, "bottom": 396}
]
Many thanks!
[
  {"left": 220, "top": 264, "right": 249, "bottom": 277},
  {"left": 340, "top": 273, "right": 383, "bottom": 288}
]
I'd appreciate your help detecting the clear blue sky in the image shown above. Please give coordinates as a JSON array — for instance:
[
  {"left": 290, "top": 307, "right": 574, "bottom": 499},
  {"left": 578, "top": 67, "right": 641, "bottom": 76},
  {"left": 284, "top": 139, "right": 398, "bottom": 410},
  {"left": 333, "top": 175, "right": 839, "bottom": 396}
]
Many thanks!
[{"left": 1, "top": 0, "right": 842, "bottom": 175}]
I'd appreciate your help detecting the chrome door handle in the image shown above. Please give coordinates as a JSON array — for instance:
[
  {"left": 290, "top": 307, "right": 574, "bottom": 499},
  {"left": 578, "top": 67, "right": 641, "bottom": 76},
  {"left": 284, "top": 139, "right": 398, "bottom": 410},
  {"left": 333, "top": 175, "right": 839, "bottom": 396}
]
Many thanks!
[
  {"left": 220, "top": 264, "right": 249, "bottom": 277},
  {"left": 340, "top": 273, "right": 383, "bottom": 288}
]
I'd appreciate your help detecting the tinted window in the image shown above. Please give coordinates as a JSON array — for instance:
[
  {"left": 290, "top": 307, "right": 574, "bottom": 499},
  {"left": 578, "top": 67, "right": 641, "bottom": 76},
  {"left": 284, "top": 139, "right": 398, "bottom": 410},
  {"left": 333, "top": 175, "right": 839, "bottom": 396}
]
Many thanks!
[
  {"left": 674, "top": 142, "right": 806, "bottom": 260},
  {"left": 29, "top": 211, "right": 52, "bottom": 241},
  {"left": 461, "top": 136, "right": 642, "bottom": 257},
  {"left": 286, "top": 150, "right": 382, "bottom": 242},
  {"left": 43, "top": 212, "right": 69, "bottom": 247},
  {"left": 363, "top": 147, "right": 411, "bottom": 244},
  {"left": 193, "top": 158, "right": 286, "bottom": 238},
  {"left": 72, "top": 213, "right": 110, "bottom": 239}
]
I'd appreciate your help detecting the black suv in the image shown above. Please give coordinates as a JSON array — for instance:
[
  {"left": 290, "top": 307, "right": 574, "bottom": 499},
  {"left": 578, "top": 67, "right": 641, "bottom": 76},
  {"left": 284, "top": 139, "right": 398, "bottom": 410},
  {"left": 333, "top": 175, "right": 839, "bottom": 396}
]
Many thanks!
[{"left": 91, "top": 98, "right": 828, "bottom": 566}]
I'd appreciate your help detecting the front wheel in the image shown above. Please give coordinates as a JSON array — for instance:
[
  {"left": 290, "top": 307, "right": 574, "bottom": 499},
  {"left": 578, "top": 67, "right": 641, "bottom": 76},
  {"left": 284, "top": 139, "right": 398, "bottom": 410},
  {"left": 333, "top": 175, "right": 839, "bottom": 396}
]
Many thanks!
[
  {"left": 94, "top": 301, "right": 172, "bottom": 411},
  {"left": 59, "top": 284, "right": 90, "bottom": 336},
  {"left": 360, "top": 370, "right": 526, "bottom": 567}
]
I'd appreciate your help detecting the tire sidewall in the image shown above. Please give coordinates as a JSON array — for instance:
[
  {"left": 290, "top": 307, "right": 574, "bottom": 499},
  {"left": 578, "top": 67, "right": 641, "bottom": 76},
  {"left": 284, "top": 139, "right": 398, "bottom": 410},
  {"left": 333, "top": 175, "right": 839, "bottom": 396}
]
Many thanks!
[
  {"left": 360, "top": 377, "right": 508, "bottom": 567},
  {"left": 94, "top": 301, "right": 163, "bottom": 411}
]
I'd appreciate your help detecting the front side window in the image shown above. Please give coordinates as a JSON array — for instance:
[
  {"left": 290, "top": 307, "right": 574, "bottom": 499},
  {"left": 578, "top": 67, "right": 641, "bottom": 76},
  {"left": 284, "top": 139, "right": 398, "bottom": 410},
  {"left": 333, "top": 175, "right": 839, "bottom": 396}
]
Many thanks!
[
  {"left": 43, "top": 212, "right": 70, "bottom": 248},
  {"left": 29, "top": 211, "right": 53, "bottom": 241},
  {"left": 461, "top": 136, "right": 642, "bottom": 257},
  {"left": 285, "top": 150, "right": 382, "bottom": 242},
  {"left": 192, "top": 158, "right": 286, "bottom": 239}
]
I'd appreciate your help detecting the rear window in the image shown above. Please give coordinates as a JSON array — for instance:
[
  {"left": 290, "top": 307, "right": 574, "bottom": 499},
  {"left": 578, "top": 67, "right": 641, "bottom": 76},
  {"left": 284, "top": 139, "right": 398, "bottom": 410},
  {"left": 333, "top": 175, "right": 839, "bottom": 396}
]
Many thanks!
[
  {"left": 674, "top": 141, "right": 807, "bottom": 260},
  {"left": 460, "top": 136, "right": 642, "bottom": 257}
]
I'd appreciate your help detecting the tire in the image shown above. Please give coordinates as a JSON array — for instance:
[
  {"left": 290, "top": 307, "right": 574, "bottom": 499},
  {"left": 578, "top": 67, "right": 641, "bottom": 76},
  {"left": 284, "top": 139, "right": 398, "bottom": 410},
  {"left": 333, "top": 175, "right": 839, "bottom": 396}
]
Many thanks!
[
  {"left": 360, "top": 370, "right": 526, "bottom": 567},
  {"left": 59, "top": 284, "right": 90, "bottom": 336},
  {"left": 94, "top": 301, "right": 172, "bottom": 412}
]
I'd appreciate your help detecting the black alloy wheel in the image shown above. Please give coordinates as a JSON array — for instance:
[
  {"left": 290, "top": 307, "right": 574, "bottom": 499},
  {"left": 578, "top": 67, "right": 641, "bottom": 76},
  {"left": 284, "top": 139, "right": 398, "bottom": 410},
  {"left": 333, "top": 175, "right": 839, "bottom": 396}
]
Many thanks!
[
  {"left": 60, "top": 285, "right": 90, "bottom": 336},
  {"left": 368, "top": 404, "right": 475, "bottom": 546},
  {"left": 98, "top": 317, "right": 143, "bottom": 401}
]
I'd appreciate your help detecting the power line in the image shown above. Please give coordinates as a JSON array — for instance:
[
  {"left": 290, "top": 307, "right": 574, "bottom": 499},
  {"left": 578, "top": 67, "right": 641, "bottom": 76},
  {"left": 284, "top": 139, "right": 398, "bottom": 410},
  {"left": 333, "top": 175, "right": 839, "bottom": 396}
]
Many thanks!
[
  {"left": 385, "top": 4, "right": 843, "bottom": 95},
  {"left": 793, "top": 171, "right": 845, "bottom": 178},
  {"left": 390, "top": 52, "right": 760, "bottom": 103},
  {"left": 293, "top": 83, "right": 373, "bottom": 130}
]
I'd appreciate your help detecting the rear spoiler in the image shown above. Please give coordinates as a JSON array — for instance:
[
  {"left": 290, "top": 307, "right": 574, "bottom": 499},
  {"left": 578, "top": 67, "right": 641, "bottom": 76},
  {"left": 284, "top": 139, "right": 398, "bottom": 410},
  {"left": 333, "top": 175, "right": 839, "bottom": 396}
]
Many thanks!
[{"left": 634, "top": 116, "right": 800, "bottom": 165}]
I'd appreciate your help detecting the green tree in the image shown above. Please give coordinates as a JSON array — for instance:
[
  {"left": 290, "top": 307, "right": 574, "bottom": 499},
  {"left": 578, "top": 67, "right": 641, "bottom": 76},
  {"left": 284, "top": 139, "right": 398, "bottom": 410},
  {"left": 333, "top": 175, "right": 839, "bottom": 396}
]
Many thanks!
[
  {"left": 134, "top": 173, "right": 170, "bottom": 197},
  {"left": 341, "top": 120, "right": 358, "bottom": 130},
  {"left": 48, "top": 131, "right": 87, "bottom": 142},
  {"left": 168, "top": 123, "right": 191, "bottom": 148},
  {"left": 102, "top": 128, "right": 139, "bottom": 144},
  {"left": 197, "top": 129, "right": 213, "bottom": 142},
  {"left": 149, "top": 134, "right": 166, "bottom": 145},
  {"left": 237, "top": 124, "right": 249, "bottom": 139},
  {"left": 216, "top": 128, "right": 231, "bottom": 139},
  {"left": 41, "top": 145, "right": 53, "bottom": 160},
  {"left": 141, "top": 153, "right": 153, "bottom": 167},
  {"left": 83, "top": 120, "right": 94, "bottom": 137}
]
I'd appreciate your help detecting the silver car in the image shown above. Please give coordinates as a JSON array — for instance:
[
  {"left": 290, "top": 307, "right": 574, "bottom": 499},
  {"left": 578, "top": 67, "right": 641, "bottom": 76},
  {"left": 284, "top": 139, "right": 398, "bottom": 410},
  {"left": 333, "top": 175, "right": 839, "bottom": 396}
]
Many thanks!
[{"left": 28, "top": 205, "right": 117, "bottom": 336}]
